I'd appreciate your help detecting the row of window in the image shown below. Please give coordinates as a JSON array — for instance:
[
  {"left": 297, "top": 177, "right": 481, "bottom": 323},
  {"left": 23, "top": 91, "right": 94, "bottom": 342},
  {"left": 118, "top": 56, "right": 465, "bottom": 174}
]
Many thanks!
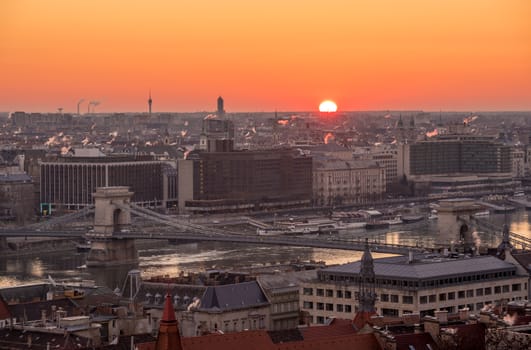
[
  {"left": 302, "top": 301, "right": 353, "bottom": 313},
  {"left": 318, "top": 270, "right": 518, "bottom": 288},
  {"left": 304, "top": 288, "right": 354, "bottom": 299},
  {"left": 418, "top": 284, "right": 524, "bottom": 304}
]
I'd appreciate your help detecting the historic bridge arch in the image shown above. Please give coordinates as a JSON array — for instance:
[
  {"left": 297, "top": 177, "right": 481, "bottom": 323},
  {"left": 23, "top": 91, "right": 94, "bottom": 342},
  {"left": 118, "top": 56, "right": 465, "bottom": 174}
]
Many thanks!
[{"left": 86, "top": 187, "right": 138, "bottom": 267}]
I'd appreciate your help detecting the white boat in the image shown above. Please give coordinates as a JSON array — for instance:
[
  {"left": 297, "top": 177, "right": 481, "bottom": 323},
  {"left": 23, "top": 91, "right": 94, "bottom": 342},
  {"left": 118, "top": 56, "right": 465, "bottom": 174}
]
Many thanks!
[
  {"left": 333, "top": 221, "right": 367, "bottom": 230},
  {"left": 473, "top": 210, "right": 490, "bottom": 218},
  {"left": 384, "top": 216, "right": 403, "bottom": 225},
  {"left": 257, "top": 227, "right": 290, "bottom": 236}
]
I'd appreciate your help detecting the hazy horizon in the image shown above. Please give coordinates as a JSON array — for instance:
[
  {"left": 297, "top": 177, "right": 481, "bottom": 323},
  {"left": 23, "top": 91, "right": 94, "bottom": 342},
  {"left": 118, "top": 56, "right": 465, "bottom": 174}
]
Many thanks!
[{"left": 1, "top": 1, "right": 530, "bottom": 112}]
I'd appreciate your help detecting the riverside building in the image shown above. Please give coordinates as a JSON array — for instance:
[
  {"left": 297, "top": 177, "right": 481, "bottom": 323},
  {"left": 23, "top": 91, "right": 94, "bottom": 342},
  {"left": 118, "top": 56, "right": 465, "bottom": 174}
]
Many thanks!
[
  {"left": 300, "top": 252, "right": 528, "bottom": 323},
  {"left": 40, "top": 151, "right": 177, "bottom": 211}
]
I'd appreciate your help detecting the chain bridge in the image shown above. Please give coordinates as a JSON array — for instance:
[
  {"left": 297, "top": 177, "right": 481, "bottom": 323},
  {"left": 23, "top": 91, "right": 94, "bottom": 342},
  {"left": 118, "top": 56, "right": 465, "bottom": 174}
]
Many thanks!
[{"left": 4, "top": 187, "right": 530, "bottom": 266}]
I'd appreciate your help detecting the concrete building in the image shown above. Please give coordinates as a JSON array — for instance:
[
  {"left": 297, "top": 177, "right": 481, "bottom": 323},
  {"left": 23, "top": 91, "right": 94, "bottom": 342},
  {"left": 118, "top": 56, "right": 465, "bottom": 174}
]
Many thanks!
[
  {"left": 313, "top": 158, "right": 385, "bottom": 206},
  {"left": 178, "top": 148, "right": 312, "bottom": 213},
  {"left": 40, "top": 153, "right": 177, "bottom": 211},
  {"left": 256, "top": 272, "right": 305, "bottom": 331},
  {"left": 353, "top": 145, "right": 398, "bottom": 186},
  {"left": 397, "top": 134, "right": 515, "bottom": 195},
  {"left": 511, "top": 146, "right": 526, "bottom": 178},
  {"left": 299, "top": 253, "right": 528, "bottom": 323},
  {"left": 402, "top": 134, "right": 511, "bottom": 177},
  {"left": 0, "top": 155, "right": 35, "bottom": 223}
]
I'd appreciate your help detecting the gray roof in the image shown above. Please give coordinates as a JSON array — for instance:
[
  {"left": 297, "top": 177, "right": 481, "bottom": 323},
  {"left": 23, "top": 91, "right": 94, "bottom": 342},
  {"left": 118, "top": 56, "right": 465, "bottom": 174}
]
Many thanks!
[
  {"left": 257, "top": 270, "right": 316, "bottom": 294},
  {"left": 134, "top": 282, "right": 206, "bottom": 311},
  {"left": 199, "top": 281, "right": 269, "bottom": 312},
  {"left": 322, "top": 255, "right": 517, "bottom": 281}
]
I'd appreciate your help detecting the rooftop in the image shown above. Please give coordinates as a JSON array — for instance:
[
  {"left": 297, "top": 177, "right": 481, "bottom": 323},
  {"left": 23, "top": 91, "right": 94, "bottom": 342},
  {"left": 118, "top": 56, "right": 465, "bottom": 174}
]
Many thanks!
[{"left": 321, "top": 254, "right": 517, "bottom": 281}]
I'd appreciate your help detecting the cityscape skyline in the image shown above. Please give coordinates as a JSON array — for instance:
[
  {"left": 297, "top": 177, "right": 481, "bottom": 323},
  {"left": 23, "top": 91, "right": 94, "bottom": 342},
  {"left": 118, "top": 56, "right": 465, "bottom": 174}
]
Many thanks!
[{"left": 1, "top": 0, "right": 530, "bottom": 113}]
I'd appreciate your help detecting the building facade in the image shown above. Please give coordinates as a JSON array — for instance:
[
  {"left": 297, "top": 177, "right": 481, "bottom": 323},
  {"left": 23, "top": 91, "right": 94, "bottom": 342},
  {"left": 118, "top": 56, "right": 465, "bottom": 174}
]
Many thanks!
[
  {"left": 313, "top": 159, "right": 385, "bottom": 206},
  {"left": 299, "top": 254, "right": 528, "bottom": 324},
  {"left": 353, "top": 146, "right": 398, "bottom": 186},
  {"left": 402, "top": 135, "right": 511, "bottom": 177},
  {"left": 179, "top": 148, "right": 312, "bottom": 212},
  {"left": 40, "top": 155, "right": 177, "bottom": 211}
]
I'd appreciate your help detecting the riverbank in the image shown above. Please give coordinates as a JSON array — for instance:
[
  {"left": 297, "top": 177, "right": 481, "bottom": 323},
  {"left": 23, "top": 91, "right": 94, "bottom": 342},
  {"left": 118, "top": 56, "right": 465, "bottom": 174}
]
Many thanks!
[{"left": 0, "top": 237, "right": 81, "bottom": 257}]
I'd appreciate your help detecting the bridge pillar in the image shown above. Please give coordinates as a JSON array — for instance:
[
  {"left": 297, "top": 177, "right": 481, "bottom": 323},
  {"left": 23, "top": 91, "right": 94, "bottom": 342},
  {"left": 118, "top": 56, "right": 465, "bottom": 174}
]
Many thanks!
[
  {"left": 86, "top": 187, "right": 138, "bottom": 267},
  {"left": 437, "top": 199, "right": 483, "bottom": 253}
]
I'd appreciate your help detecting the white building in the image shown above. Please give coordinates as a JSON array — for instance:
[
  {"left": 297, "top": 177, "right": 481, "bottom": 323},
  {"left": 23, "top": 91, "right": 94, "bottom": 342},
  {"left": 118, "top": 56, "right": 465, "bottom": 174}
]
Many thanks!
[{"left": 299, "top": 253, "right": 528, "bottom": 324}]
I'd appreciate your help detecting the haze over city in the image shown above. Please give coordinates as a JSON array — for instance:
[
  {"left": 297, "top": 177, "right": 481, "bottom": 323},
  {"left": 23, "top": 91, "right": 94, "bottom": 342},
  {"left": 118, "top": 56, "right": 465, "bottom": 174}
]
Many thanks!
[
  {"left": 1, "top": 0, "right": 530, "bottom": 112},
  {"left": 3, "top": 2, "right": 531, "bottom": 350}
]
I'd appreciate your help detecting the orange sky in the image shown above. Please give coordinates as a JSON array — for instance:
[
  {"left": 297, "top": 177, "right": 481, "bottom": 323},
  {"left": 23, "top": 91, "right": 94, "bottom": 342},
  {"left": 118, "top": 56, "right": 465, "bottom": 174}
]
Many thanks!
[{"left": 1, "top": 0, "right": 530, "bottom": 113}]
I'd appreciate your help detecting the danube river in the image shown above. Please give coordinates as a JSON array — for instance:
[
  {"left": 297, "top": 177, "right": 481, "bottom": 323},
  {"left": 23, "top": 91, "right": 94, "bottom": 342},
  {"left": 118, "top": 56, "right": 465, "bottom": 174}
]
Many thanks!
[{"left": 1, "top": 210, "right": 529, "bottom": 289}]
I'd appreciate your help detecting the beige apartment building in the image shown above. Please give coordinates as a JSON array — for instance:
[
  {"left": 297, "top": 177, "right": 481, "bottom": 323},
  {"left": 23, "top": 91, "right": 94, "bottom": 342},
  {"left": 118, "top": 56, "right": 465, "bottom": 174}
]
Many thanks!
[
  {"left": 313, "top": 159, "right": 385, "bottom": 206},
  {"left": 300, "top": 254, "right": 528, "bottom": 324}
]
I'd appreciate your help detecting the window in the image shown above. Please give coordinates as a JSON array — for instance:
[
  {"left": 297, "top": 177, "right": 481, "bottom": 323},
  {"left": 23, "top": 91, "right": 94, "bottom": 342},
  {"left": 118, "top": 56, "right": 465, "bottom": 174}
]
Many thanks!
[
  {"left": 512, "top": 284, "right": 521, "bottom": 292},
  {"left": 485, "top": 287, "right": 492, "bottom": 295},
  {"left": 476, "top": 288, "right": 483, "bottom": 296},
  {"left": 391, "top": 295, "right": 399, "bottom": 303},
  {"left": 337, "top": 290, "right": 343, "bottom": 298},
  {"left": 303, "top": 301, "right": 313, "bottom": 309},
  {"left": 303, "top": 288, "right": 313, "bottom": 296},
  {"left": 326, "top": 289, "right": 334, "bottom": 297},
  {"left": 316, "top": 316, "right": 325, "bottom": 324},
  {"left": 494, "top": 286, "right": 501, "bottom": 294},
  {"left": 420, "top": 296, "right": 428, "bottom": 304},
  {"left": 458, "top": 291, "right": 465, "bottom": 299},
  {"left": 502, "top": 285, "right": 509, "bottom": 293},
  {"left": 403, "top": 296, "right": 413, "bottom": 304},
  {"left": 466, "top": 290, "right": 474, "bottom": 298},
  {"left": 317, "top": 302, "right": 324, "bottom": 310},
  {"left": 439, "top": 293, "right": 446, "bottom": 301},
  {"left": 337, "top": 304, "right": 344, "bottom": 312},
  {"left": 326, "top": 303, "right": 334, "bottom": 311},
  {"left": 448, "top": 292, "right": 455, "bottom": 300},
  {"left": 316, "top": 289, "right": 324, "bottom": 296},
  {"left": 381, "top": 294, "right": 389, "bottom": 302},
  {"left": 345, "top": 291, "right": 352, "bottom": 299},
  {"left": 382, "top": 308, "right": 399, "bottom": 317},
  {"left": 429, "top": 295, "right": 436, "bottom": 303},
  {"left": 345, "top": 305, "right": 352, "bottom": 313}
]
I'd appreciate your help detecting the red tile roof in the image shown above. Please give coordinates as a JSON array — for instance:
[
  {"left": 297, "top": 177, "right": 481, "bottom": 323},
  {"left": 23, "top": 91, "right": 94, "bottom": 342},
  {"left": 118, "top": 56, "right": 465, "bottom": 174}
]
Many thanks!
[
  {"left": 182, "top": 330, "right": 274, "bottom": 350},
  {"left": 277, "top": 333, "right": 381, "bottom": 350},
  {"left": 0, "top": 295, "right": 10, "bottom": 320},
  {"left": 300, "top": 319, "right": 357, "bottom": 340},
  {"left": 394, "top": 332, "right": 438, "bottom": 350}
]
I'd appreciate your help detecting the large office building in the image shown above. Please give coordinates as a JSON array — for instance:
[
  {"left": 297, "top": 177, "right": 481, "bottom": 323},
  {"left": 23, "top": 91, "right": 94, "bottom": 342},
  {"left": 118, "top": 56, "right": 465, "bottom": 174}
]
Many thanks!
[
  {"left": 178, "top": 148, "right": 312, "bottom": 212},
  {"left": 397, "top": 134, "right": 515, "bottom": 194},
  {"left": 401, "top": 134, "right": 511, "bottom": 177},
  {"left": 40, "top": 152, "right": 177, "bottom": 211},
  {"left": 299, "top": 252, "right": 528, "bottom": 324}
]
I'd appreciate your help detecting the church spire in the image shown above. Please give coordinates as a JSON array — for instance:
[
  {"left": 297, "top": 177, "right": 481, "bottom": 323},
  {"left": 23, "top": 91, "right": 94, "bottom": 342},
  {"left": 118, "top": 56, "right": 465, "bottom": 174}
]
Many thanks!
[
  {"left": 358, "top": 238, "right": 376, "bottom": 313},
  {"left": 155, "top": 293, "right": 183, "bottom": 350}
]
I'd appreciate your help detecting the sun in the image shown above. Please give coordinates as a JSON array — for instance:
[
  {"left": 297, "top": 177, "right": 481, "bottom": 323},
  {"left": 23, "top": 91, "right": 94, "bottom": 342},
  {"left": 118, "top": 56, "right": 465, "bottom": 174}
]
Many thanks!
[{"left": 319, "top": 100, "right": 338, "bottom": 113}]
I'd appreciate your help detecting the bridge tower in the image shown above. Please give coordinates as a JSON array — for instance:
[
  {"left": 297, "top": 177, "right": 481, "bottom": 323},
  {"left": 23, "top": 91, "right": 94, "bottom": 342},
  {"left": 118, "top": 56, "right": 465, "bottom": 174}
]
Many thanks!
[
  {"left": 437, "top": 198, "right": 483, "bottom": 254},
  {"left": 86, "top": 187, "right": 138, "bottom": 267}
]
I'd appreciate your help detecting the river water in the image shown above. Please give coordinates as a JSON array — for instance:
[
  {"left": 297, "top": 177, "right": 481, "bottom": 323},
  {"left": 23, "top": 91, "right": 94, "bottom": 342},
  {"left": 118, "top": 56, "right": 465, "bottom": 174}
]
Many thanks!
[{"left": 1, "top": 210, "right": 529, "bottom": 289}]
